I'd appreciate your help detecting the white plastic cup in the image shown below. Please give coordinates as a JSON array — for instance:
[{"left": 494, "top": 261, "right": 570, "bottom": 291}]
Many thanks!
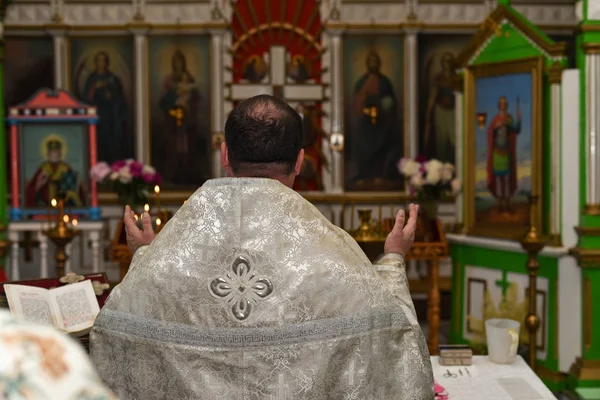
[{"left": 485, "top": 318, "right": 520, "bottom": 364}]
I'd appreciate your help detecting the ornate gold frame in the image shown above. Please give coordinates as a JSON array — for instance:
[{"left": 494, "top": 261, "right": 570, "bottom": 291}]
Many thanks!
[{"left": 463, "top": 56, "right": 543, "bottom": 240}]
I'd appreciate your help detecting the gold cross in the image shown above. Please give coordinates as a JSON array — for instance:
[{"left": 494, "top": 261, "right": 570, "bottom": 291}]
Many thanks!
[
  {"left": 169, "top": 107, "right": 185, "bottom": 127},
  {"left": 363, "top": 106, "right": 378, "bottom": 125}
]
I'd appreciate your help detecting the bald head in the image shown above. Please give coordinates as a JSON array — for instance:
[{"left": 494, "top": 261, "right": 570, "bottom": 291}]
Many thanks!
[{"left": 223, "top": 95, "right": 304, "bottom": 183}]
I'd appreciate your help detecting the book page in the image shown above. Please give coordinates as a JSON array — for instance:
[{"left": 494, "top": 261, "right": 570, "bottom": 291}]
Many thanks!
[
  {"left": 49, "top": 280, "right": 100, "bottom": 334},
  {"left": 4, "top": 284, "right": 56, "bottom": 328}
]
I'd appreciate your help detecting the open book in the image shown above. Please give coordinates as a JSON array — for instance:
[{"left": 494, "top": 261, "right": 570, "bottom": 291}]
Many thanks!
[{"left": 4, "top": 279, "right": 100, "bottom": 337}]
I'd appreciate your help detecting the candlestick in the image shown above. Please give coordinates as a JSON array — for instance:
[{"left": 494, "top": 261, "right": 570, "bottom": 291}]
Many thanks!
[
  {"left": 44, "top": 199, "right": 80, "bottom": 277},
  {"left": 154, "top": 185, "right": 161, "bottom": 213},
  {"left": 519, "top": 195, "right": 545, "bottom": 371}
]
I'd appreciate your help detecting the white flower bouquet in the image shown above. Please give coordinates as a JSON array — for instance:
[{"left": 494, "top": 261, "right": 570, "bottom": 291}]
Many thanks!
[{"left": 398, "top": 156, "right": 461, "bottom": 216}]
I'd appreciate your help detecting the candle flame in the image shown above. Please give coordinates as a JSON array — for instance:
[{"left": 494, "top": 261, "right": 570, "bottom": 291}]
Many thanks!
[
  {"left": 144, "top": 204, "right": 150, "bottom": 212},
  {"left": 63, "top": 215, "right": 69, "bottom": 223},
  {"left": 154, "top": 185, "right": 160, "bottom": 194},
  {"left": 72, "top": 219, "right": 78, "bottom": 227},
  {"left": 134, "top": 214, "right": 139, "bottom": 222},
  {"left": 156, "top": 218, "right": 162, "bottom": 226},
  {"left": 51, "top": 199, "right": 57, "bottom": 207}
]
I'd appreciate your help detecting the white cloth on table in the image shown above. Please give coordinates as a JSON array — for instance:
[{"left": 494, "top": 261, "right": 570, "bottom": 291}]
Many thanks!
[{"left": 431, "top": 356, "right": 556, "bottom": 400}]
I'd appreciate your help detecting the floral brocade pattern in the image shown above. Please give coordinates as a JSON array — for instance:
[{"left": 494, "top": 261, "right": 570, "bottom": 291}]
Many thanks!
[
  {"left": 91, "top": 178, "right": 434, "bottom": 399},
  {"left": 0, "top": 311, "right": 115, "bottom": 400}
]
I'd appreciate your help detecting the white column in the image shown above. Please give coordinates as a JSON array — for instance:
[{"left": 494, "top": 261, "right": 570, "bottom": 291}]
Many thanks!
[
  {"left": 49, "top": 29, "right": 67, "bottom": 89},
  {"left": 454, "top": 90, "right": 464, "bottom": 226},
  {"left": 550, "top": 78, "right": 562, "bottom": 240},
  {"left": 8, "top": 231, "right": 19, "bottom": 281},
  {"left": 328, "top": 29, "right": 344, "bottom": 193},
  {"left": 585, "top": 53, "right": 600, "bottom": 208},
  {"left": 132, "top": 29, "right": 149, "bottom": 163},
  {"left": 559, "top": 69, "right": 581, "bottom": 372},
  {"left": 37, "top": 231, "right": 48, "bottom": 278},
  {"left": 210, "top": 30, "right": 225, "bottom": 178},
  {"left": 65, "top": 243, "right": 72, "bottom": 274},
  {"left": 90, "top": 230, "right": 101, "bottom": 273},
  {"left": 404, "top": 30, "right": 418, "bottom": 158}
]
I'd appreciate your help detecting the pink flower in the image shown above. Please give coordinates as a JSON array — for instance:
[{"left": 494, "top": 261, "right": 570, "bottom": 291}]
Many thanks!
[
  {"left": 434, "top": 381, "right": 448, "bottom": 400},
  {"left": 142, "top": 173, "right": 155, "bottom": 183},
  {"left": 111, "top": 160, "right": 126, "bottom": 172},
  {"left": 90, "top": 162, "right": 111, "bottom": 182},
  {"left": 129, "top": 161, "right": 143, "bottom": 178}
]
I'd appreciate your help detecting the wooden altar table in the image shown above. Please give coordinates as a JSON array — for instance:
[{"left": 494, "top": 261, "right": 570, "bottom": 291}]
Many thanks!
[{"left": 431, "top": 356, "right": 556, "bottom": 399}]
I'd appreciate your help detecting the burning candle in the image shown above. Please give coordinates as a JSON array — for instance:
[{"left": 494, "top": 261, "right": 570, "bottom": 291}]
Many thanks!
[
  {"left": 51, "top": 198, "right": 57, "bottom": 207},
  {"left": 144, "top": 203, "right": 150, "bottom": 213},
  {"left": 72, "top": 219, "right": 78, "bottom": 227},
  {"left": 156, "top": 218, "right": 162, "bottom": 227},
  {"left": 63, "top": 215, "right": 69, "bottom": 223},
  {"left": 154, "top": 185, "right": 161, "bottom": 212}
]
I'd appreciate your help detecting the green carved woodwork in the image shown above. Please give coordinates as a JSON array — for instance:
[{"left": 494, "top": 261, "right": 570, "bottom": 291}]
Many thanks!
[
  {"left": 566, "top": 0, "right": 600, "bottom": 391},
  {"left": 450, "top": 244, "right": 560, "bottom": 389},
  {"left": 451, "top": 2, "right": 568, "bottom": 391}
]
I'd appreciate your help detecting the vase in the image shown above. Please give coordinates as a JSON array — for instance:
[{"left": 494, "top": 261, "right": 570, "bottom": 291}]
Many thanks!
[
  {"left": 117, "top": 189, "right": 148, "bottom": 212},
  {"left": 416, "top": 201, "right": 438, "bottom": 242}
]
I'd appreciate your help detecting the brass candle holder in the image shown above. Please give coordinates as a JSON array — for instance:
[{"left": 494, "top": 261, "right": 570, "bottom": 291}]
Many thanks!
[
  {"left": 44, "top": 199, "right": 80, "bottom": 277},
  {"left": 352, "top": 209, "right": 385, "bottom": 242},
  {"left": 519, "top": 195, "right": 545, "bottom": 371}
]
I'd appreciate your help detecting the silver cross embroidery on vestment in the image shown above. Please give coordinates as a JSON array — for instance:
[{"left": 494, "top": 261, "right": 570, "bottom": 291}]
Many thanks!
[{"left": 209, "top": 256, "right": 274, "bottom": 321}]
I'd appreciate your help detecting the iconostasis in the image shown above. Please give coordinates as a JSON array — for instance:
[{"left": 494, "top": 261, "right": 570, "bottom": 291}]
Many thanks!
[{"left": 1, "top": 0, "right": 576, "bottom": 204}]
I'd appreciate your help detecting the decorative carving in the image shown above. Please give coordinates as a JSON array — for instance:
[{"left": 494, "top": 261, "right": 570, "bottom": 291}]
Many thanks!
[
  {"left": 456, "top": 5, "right": 568, "bottom": 69},
  {"left": 209, "top": 256, "right": 274, "bottom": 321},
  {"left": 571, "top": 225, "right": 600, "bottom": 268},
  {"left": 2, "top": 2, "right": 575, "bottom": 29},
  {"left": 569, "top": 247, "right": 600, "bottom": 269},
  {"left": 583, "top": 203, "right": 600, "bottom": 215}
]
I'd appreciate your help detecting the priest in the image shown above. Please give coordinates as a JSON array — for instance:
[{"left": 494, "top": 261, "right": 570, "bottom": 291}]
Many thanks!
[{"left": 90, "top": 94, "right": 434, "bottom": 399}]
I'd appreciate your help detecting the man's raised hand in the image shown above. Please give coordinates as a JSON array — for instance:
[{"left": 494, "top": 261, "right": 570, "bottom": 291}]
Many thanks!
[
  {"left": 384, "top": 204, "right": 419, "bottom": 257},
  {"left": 124, "top": 205, "right": 155, "bottom": 254}
]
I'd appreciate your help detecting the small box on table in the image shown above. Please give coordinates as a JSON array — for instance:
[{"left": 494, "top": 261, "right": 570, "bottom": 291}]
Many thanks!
[{"left": 438, "top": 344, "right": 472, "bottom": 366}]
